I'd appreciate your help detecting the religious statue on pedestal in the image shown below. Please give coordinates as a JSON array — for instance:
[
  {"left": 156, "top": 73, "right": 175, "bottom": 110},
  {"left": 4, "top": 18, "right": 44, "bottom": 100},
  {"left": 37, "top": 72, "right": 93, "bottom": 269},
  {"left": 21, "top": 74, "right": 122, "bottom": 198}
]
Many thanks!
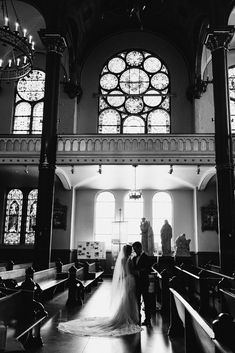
[
  {"left": 140, "top": 217, "right": 154, "bottom": 256},
  {"left": 160, "top": 219, "right": 172, "bottom": 256},
  {"left": 175, "top": 233, "right": 191, "bottom": 257}
]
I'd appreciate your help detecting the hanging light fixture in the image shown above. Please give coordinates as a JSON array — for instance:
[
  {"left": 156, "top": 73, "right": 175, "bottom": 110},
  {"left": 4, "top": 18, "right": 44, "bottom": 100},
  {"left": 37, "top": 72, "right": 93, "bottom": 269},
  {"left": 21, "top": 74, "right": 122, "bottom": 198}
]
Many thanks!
[
  {"left": 129, "top": 165, "right": 142, "bottom": 200},
  {"left": 0, "top": 0, "right": 34, "bottom": 81}
]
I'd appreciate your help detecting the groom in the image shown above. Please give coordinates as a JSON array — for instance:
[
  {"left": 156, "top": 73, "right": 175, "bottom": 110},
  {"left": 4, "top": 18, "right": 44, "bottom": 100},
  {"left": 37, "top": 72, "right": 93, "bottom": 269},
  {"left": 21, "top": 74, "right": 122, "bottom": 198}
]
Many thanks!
[{"left": 132, "top": 241, "right": 151, "bottom": 326}]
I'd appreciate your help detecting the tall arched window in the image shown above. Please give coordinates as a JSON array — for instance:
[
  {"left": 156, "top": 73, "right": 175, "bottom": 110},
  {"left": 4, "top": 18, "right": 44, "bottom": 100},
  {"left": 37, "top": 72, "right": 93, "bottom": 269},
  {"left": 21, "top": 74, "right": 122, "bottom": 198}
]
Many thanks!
[
  {"left": 152, "top": 192, "right": 172, "bottom": 251},
  {"left": 3, "top": 188, "right": 38, "bottom": 245},
  {"left": 13, "top": 69, "right": 45, "bottom": 134},
  {"left": 3, "top": 189, "right": 23, "bottom": 245},
  {"left": 228, "top": 66, "right": 235, "bottom": 133},
  {"left": 124, "top": 194, "right": 143, "bottom": 243},
  {"left": 95, "top": 191, "right": 115, "bottom": 248},
  {"left": 25, "top": 189, "right": 38, "bottom": 244},
  {"left": 98, "top": 50, "right": 170, "bottom": 134}
]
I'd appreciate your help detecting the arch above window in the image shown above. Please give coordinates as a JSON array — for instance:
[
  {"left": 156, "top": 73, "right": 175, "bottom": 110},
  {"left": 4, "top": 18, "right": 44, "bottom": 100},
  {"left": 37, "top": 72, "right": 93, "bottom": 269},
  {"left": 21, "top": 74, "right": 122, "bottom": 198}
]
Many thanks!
[{"left": 98, "top": 50, "right": 170, "bottom": 134}]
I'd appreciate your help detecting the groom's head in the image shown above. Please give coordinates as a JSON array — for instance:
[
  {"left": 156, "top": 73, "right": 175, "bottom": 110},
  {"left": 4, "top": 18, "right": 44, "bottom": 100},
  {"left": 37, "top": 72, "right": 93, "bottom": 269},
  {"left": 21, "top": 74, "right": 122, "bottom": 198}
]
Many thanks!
[{"left": 132, "top": 241, "right": 142, "bottom": 256}]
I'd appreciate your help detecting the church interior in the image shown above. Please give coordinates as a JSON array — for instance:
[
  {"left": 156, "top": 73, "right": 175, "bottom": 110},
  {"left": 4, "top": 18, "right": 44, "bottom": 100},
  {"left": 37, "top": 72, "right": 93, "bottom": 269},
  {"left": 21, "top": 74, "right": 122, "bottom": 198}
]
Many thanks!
[{"left": 1, "top": 0, "right": 235, "bottom": 352}]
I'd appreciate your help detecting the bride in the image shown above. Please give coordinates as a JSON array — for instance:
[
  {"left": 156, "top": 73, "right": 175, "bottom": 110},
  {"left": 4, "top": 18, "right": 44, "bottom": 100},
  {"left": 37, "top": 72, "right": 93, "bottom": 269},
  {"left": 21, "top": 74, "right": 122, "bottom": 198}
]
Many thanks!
[{"left": 58, "top": 244, "right": 142, "bottom": 337}]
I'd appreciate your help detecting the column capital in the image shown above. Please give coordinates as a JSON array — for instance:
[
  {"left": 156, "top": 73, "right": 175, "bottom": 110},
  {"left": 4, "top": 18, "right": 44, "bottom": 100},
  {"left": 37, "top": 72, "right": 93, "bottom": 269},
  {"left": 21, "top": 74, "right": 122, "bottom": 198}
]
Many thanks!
[
  {"left": 205, "top": 26, "right": 235, "bottom": 52},
  {"left": 39, "top": 31, "right": 67, "bottom": 55}
]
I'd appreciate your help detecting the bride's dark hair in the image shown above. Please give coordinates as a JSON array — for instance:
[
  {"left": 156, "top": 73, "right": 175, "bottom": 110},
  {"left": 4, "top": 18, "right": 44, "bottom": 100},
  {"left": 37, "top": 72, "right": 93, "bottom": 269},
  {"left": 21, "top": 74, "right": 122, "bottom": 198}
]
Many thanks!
[{"left": 123, "top": 244, "right": 132, "bottom": 257}]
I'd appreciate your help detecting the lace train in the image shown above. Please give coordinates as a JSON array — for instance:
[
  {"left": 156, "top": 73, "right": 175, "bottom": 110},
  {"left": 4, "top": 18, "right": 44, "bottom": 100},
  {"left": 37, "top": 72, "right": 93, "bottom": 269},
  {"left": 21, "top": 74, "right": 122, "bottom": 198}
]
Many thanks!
[{"left": 58, "top": 316, "right": 142, "bottom": 337}]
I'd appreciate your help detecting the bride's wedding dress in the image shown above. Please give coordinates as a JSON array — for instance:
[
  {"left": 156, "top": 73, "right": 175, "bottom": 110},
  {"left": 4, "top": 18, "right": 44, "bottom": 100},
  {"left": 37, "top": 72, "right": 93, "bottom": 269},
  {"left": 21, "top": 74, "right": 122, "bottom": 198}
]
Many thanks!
[{"left": 58, "top": 245, "right": 141, "bottom": 337}]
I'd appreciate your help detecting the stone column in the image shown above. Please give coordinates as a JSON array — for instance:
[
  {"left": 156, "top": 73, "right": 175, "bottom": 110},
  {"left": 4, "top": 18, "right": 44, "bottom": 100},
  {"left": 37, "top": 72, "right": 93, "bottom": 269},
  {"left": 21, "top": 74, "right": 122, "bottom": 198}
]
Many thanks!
[
  {"left": 205, "top": 27, "right": 235, "bottom": 274},
  {"left": 34, "top": 32, "right": 67, "bottom": 270}
]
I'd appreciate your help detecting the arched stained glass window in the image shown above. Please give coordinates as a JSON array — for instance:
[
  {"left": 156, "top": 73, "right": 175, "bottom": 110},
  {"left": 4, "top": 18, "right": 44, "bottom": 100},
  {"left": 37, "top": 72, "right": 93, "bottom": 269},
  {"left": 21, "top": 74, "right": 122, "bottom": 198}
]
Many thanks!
[
  {"left": 95, "top": 191, "right": 115, "bottom": 248},
  {"left": 25, "top": 189, "right": 38, "bottom": 244},
  {"left": 13, "top": 70, "right": 45, "bottom": 134},
  {"left": 98, "top": 50, "right": 170, "bottom": 134},
  {"left": 3, "top": 189, "right": 23, "bottom": 245},
  {"left": 152, "top": 192, "right": 172, "bottom": 251},
  {"left": 228, "top": 67, "right": 235, "bottom": 133},
  {"left": 124, "top": 193, "right": 143, "bottom": 243}
]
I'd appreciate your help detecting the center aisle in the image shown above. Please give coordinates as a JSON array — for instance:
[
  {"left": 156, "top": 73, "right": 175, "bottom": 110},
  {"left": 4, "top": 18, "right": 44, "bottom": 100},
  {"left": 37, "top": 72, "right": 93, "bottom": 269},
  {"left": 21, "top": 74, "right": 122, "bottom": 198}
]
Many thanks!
[{"left": 35, "top": 279, "right": 184, "bottom": 353}]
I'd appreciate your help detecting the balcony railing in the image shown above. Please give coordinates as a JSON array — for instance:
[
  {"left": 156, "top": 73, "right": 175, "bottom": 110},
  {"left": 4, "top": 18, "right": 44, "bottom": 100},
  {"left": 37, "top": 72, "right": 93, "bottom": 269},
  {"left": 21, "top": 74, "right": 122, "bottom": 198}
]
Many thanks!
[{"left": 0, "top": 133, "right": 223, "bottom": 165}]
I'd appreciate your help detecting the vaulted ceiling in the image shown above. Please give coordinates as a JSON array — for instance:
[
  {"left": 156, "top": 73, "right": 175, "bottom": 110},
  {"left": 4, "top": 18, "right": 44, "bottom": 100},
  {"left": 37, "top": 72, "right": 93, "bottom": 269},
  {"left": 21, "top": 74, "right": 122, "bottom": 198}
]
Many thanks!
[{"left": 15, "top": 0, "right": 235, "bottom": 83}]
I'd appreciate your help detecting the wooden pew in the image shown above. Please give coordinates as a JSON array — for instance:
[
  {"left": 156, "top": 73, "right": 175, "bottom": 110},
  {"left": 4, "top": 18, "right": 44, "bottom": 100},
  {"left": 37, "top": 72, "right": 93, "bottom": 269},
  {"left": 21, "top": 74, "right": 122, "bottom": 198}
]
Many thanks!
[
  {"left": 219, "top": 288, "right": 235, "bottom": 319},
  {"left": 0, "top": 261, "right": 32, "bottom": 272},
  {"left": 173, "top": 265, "right": 221, "bottom": 316},
  {"left": 66, "top": 263, "right": 104, "bottom": 306},
  {"left": 0, "top": 265, "right": 69, "bottom": 301},
  {"left": 0, "top": 268, "right": 27, "bottom": 292},
  {"left": 153, "top": 267, "right": 173, "bottom": 314},
  {"left": 0, "top": 282, "right": 48, "bottom": 349},
  {"left": 30, "top": 267, "right": 68, "bottom": 300},
  {"left": 168, "top": 287, "right": 235, "bottom": 353}
]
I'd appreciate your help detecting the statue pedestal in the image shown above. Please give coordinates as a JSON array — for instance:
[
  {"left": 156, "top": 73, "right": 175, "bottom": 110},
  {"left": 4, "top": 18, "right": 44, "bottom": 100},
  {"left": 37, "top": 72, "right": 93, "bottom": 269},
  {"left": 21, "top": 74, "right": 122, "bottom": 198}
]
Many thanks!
[
  {"left": 156, "top": 255, "right": 174, "bottom": 271},
  {"left": 174, "top": 256, "right": 192, "bottom": 266}
]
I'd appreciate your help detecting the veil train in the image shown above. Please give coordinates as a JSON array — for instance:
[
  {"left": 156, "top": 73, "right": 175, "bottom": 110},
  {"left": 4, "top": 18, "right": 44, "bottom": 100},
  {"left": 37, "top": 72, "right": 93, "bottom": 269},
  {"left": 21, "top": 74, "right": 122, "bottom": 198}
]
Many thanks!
[{"left": 58, "top": 245, "right": 141, "bottom": 337}]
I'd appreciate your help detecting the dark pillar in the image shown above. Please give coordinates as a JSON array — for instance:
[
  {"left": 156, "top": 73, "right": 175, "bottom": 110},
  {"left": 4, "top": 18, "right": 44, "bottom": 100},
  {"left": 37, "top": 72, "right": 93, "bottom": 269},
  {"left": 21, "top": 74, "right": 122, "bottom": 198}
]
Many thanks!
[
  {"left": 205, "top": 27, "right": 235, "bottom": 275},
  {"left": 34, "top": 32, "right": 67, "bottom": 270}
]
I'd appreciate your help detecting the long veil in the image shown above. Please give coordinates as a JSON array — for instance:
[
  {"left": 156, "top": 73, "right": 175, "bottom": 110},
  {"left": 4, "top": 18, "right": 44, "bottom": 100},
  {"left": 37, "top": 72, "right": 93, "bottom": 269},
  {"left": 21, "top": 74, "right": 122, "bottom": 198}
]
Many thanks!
[
  {"left": 109, "top": 245, "right": 128, "bottom": 315},
  {"left": 58, "top": 245, "right": 141, "bottom": 337}
]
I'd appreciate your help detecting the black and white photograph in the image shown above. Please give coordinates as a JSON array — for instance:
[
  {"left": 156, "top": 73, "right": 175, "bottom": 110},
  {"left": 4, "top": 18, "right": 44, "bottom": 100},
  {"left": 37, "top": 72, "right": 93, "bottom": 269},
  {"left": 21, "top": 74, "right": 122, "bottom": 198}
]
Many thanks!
[{"left": 0, "top": 1, "right": 234, "bottom": 352}]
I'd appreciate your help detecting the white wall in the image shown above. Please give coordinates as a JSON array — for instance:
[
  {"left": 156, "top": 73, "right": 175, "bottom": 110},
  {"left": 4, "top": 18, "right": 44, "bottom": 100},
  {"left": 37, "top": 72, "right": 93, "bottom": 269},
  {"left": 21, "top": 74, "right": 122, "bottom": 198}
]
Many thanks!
[
  {"left": 52, "top": 182, "right": 73, "bottom": 249},
  {"left": 172, "top": 190, "right": 195, "bottom": 251},
  {"left": 73, "top": 188, "right": 196, "bottom": 251},
  {"left": 195, "top": 184, "right": 218, "bottom": 252}
]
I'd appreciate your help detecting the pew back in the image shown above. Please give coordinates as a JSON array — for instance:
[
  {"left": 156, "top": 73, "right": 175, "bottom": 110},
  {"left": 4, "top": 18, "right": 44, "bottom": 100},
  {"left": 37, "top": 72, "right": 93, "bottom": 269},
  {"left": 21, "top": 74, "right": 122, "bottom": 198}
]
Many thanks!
[
  {"left": 169, "top": 288, "right": 234, "bottom": 353},
  {"left": 0, "top": 268, "right": 26, "bottom": 283}
]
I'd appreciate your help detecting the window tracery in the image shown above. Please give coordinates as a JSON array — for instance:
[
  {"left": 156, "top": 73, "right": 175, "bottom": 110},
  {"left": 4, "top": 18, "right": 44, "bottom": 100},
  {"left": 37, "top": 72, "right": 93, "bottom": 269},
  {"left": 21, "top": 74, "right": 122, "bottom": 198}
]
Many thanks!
[
  {"left": 13, "top": 70, "right": 45, "bottom": 134},
  {"left": 3, "top": 188, "right": 37, "bottom": 245},
  {"left": 98, "top": 50, "right": 170, "bottom": 134}
]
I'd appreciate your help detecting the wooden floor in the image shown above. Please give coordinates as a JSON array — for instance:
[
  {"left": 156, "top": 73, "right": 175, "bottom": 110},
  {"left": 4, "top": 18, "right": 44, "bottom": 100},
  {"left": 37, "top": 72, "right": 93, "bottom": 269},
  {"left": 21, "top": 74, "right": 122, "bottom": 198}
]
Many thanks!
[{"left": 32, "top": 279, "right": 184, "bottom": 353}]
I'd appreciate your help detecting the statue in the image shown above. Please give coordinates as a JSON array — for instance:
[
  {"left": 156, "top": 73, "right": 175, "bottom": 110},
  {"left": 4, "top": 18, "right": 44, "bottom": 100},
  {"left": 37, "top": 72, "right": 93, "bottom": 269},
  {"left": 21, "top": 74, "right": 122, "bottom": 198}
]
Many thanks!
[
  {"left": 140, "top": 218, "right": 154, "bottom": 256},
  {"left": 175, "top": 233, "right": 191, "bottom": 257},
  {"left": 160, "top": 220, "right": 172, "bottom": 256}
]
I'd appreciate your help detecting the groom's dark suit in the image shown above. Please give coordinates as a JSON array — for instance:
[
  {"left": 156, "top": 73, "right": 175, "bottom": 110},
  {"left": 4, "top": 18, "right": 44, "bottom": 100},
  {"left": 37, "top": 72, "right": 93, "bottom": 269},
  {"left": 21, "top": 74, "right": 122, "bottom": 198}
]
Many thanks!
[{"left": 132, "top": 252, "right": 151, "bottom": 323}]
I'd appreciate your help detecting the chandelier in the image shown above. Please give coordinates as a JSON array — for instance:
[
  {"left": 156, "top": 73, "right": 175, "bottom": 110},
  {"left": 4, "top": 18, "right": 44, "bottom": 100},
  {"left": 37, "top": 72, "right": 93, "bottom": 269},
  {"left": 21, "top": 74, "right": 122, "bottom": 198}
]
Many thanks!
[
  {"left": 0, "top": 0, "right": 34, "bottom": 81},
  {"left": 129, "top": 165, "right": 142, "bottom": 200}
]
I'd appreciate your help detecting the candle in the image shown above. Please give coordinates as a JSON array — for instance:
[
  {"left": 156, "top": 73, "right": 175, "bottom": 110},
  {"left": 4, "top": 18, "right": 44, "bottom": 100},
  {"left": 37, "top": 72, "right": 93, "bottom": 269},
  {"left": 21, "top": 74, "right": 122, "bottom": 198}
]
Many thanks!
[
  {"left": 23, "top": 56, "right": 27, "bottom": 64},
  {"left": 32, "top": 41, "right": 35, "bottom": 50},
  {"left": 0, "top": 59, "right": 3, "bottom": 67},
  {"left": 8, "top": 59, "right": 12, "bottom": 67},
  {"left": 15, "top": 22, "right": 19, "bottom": 32},
  {"left": 23, "top": 29, "right": 27, "bottom": 37},
  {"left": 4, "top": 17, "right": 8, "bottom": 27},
  {"left": 16, "top": 58, "right": 20, "bottom": 66},
  {"left": 29, "top": 35, "right": 32, "bottom": 44}
]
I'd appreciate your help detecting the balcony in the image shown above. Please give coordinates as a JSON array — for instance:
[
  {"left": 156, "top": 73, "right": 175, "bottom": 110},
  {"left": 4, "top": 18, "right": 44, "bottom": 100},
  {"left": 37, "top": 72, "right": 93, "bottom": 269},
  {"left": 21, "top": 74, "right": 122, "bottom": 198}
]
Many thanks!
[{"left": 0, "top": 134, "right": 221, "bottom": 165}]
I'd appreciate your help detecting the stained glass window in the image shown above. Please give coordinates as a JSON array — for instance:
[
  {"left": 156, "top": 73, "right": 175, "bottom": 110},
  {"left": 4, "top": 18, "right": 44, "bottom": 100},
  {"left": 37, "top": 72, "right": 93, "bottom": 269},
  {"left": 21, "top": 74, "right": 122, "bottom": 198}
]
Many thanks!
[
  {"left": 3, "top": 188, "right": 38, "bottom": 246},
  {"left": 25, "top": 189, "right": 38, "bottom": 244},
  {"left": 98, "top": 50, "right": 170, "bottom": 134},
  {"left": 3, "top": 189, "right": 23, "bottom": 245},
  {"left": 228, "top": 67, "right": 235, "bottom": 133},
  {"left": 13, "top": 70, "right": 45, "bottom": 134}
]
